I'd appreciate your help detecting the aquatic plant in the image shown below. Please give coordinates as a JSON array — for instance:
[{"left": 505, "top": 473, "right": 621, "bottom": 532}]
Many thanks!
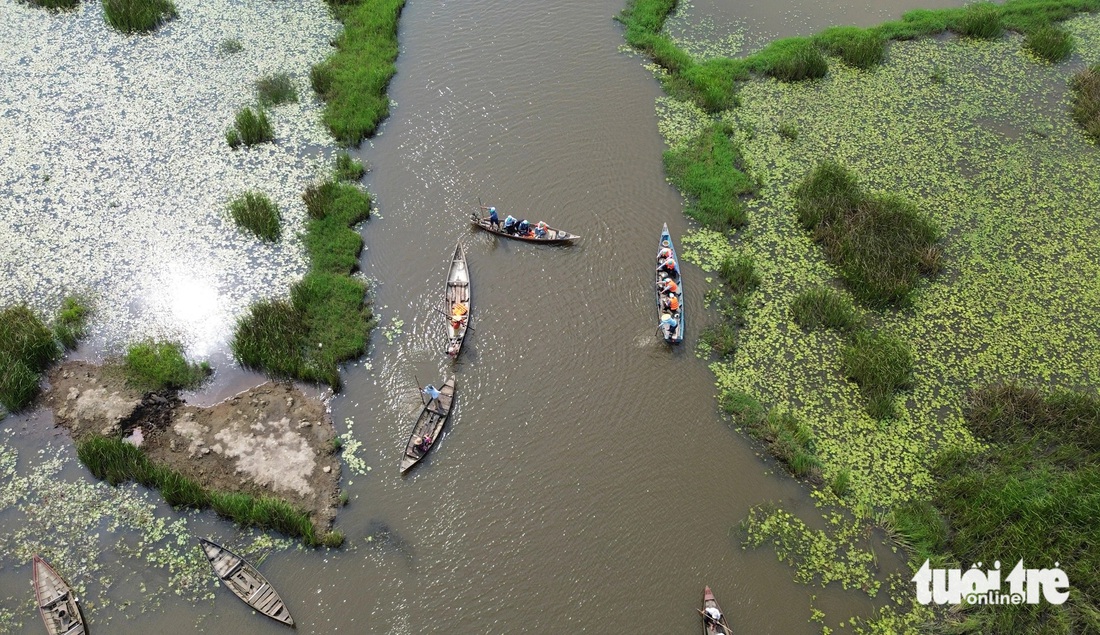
[
  {"left": 814, "top": 27, "right": 887, "bottom": 70},
  {"left": 701, "top": 320, "right": 740, "bottom": 357},
  {"left": 790, "top": 286, "right": 863, "bottom": 333},
  {"left": 102, "top": 0, "right": 178, "bottom": 34},
  {"left": 663, "top": 122, "right": 753, "bottom": 230},
  {"left": 841, "top": 330, "right": 913, "bottom": 420},
  {"left": 123, "top": 340, "right": 210, "bottom": 391},
  {"left": 313, "top": 0, "right": 406, "bottom": 145},
  {"left": 0, "top": 305, "right": 59, "bottom": 412},
  {"left": 953, "top": 2, "right": 1005, "bottom": 40},
  {"left": 22, "top": 0, "right": 79, "bottom": 10},
  {"left": 717, "top": 253, "right": 760, "bottom": 295},
  {"left": 793, "top": 160, "right": 941, "bottom": 307},
  {"left": 1024, "top": 23, "right": 1075, "bottom": 62},
  {"left": 719, "top": 388, "right": 765, "bottom": 425},
  {"left": 54, "top": 296, "right": 90, "bottom": 351},
  {"left": 762, "top": 38, "right": 829, "bottom": 82},
  {"left": 255, "top": 72, "right": 299, "bottom": 107},
  {"left": 302, "top": 179, "right": 370, "bottom": 273},
  {"left": 892, "top": 384, "right": 1100, "bottom": 633},
  {"left": 777, "top": 121, "right": 799, "bottom": 140},
  {"left": 217, "top": 38, "right": 242, "bottom": 54},
  {"left": 321, "top": 530, "right": 345, "bottom": 548},
  {"left": 1071, "top": 64, "right": 1100, "bottom": 141},
  {"left": 228, "top": 191, "right": 281, "bottom": 242},
  {"left": 334, "top": 150, "right": 366, "bottom": 181},
  {"left": 226, "top": 106, "right": 274, "bottom": 148},
  {"left": 829, "top": 468, "right": 851, "bottom": 497}
]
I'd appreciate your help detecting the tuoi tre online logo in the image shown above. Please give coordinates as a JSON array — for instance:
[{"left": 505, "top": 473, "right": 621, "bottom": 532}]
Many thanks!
[{"left": 913, "top": 560, "right": 1070, "bottom": 605}]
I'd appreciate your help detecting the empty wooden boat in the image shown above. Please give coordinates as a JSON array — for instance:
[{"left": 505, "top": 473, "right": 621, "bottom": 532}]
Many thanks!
[
  {"left": 32, "top": 555, "right": 87, "bottom": 635},
  {"left": 701, "top": 585, "right": 732, "bottom": 635},
  {"left": 400, "top": 375, "right": 456, "bottom": 473},
  {"left": 445, "top": 242, "right": 471, "bottom": 358},
  {"left": 199, "top": 538, "right": 295, "bottom": 628},
  {"left": 470, "top": 210, "right": 580, "bottom": 243},
  {"left": 656, "top": 223, "right": 684, "bottom": 344}
]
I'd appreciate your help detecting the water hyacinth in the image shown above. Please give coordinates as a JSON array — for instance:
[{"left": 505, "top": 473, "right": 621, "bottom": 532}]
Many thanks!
[{"left": 0, "top": 0, "right": 341, "bottom": 357}]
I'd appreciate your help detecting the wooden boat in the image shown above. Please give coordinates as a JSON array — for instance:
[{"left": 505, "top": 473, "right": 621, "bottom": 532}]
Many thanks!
[
  {"left": 32, "top": 555, "right": 87, "bottom": 635},
  {"left": 199, "top": 538, "right": 295, "bottom": 628},
  {"left": 400, "top": 375, "right": 456, "bottom": 473},
  {"left": 701, "top": 585, "right": 732, "bottom": 635},
  {"left": 470, "top": 211, "right": 580, "bottom": 244},
  {"left": 656, "top": 223, "right": 684, "bottom": 344},
  {"left": 445, "top": 242, "right": 471, "bottom": 358}
]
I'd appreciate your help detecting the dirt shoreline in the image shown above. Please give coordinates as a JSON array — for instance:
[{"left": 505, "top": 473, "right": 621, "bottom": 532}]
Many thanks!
[{"left": 45, "top": 361, "right": 341, "bottom": 534}]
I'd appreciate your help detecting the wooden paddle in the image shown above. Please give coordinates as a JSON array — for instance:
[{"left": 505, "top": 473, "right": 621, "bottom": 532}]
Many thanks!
[
  {"left": 696, "top": 608, "right": 732, "bottom": 633},
  {"left": 435, "top": 307, "right": 474, "bottom": 331}
]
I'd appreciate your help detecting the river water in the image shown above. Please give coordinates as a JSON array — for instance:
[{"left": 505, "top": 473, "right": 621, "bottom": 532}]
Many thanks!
[{"left": 0, "top": 0, "right": 977, "bottom": 632}]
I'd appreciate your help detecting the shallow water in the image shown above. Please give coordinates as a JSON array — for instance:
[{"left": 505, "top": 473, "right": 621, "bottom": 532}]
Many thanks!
[{"left": 0, "top": 0, "right": 988, "bottom": 632}]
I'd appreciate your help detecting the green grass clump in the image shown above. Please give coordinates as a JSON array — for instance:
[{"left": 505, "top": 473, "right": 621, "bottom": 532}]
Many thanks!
[
  {"left": 815, "top": 27, "right": 887, "bottom": 69},
  {"left": 793, "top": 160, "right": 941, "bottom": 306},
  {"left": 0, "top": 306, "right": 60, "bottom": 412},
  {"left": 23, "top": 0, "right": 80, "bottom": 9},
  {"left": 1071, "top": 65, "right": 1100, "bottom": 142},
  {"left": 218, "top": 38, "right": 242, "bottom": 55},
  {"left": 952, "top": 2, "right": 1005, "bottom": 40},
  {"left": 893, "top": 385, "right": 1100, "bottom": 633},
  {"left": 226, "top": 106, "right": 274, "bottom": 148},
  {"left": 663, "top": 123, "right": 754, "bottom": 231},
  {"left": 54, "top": 296, "right": 90, "bottom": 351},
  {"left": 302, "top": 179, "right": 371, "bottom": 274},
  {"left": 123, "top": 340, "right": 210, "bottom": 391},
  {"left": 102, "top": 0, "right": 177, "bottom": 34},
  {"left": 717, "top": 253, "right": 761, "bottom": 295},
  {"left": 228, "top": 191, "right": 281, "bottom": 242},
  {"left": 1024, "top": 23, "right": 1074, "bottom": 62},
  {"left": 790, "top": 286, "right": 862, "bottom": 333},
  {"left": 777, "top": 121, "right": 799, "bottom": 140},
  {"left": 255, "top": 73, "right": 298, "bottom": 107},
  {"left": 757, "top": 410, "right": 823, "bottom": 479},
  {"left": 829, "top": 468, "right": 851, "bottom": 497},
  {"left": 841, "top": 330, "right": 913, "bottom": 419},
  {"left": 313, "top": 0, "right": 406, "bottom": 145},
  {"left": 79, "top": 437, "right": 320, "bottom": 544},
  {"left": 321, "top": 531, "right": 345, "bottom": 548},
  {"left": 762, "top": 38, "right": 829, "bottom": 82},
  {"left": 720, "top": 389, "right": 765, "bottom": 427},
  {"left": 333, "top": 151, "right": 365, "bottom": 181},
  {"left": 701, "top": 321, "right": 740, "bottom": 357}
]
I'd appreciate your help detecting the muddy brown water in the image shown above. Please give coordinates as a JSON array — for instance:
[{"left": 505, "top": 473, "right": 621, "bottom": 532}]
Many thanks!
[{"left": 0, "top": 0, "right": 976, "bottom": 632}]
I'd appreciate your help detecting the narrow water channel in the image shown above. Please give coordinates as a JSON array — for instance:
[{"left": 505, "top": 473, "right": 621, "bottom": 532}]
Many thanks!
[{"left": 0, "top": 0, "right": 974, "bottom": 631}]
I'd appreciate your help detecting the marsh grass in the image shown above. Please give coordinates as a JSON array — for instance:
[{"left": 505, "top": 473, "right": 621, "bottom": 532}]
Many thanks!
[
  {"left": 793, "top": 161, "right": 941, "bottom": 306},
  {"left": 218, "top": 38, "right": 242, "bottom": 55},
  {"left": 1071, "top": 65, "right": 1100, "bottom": 142},
  {"left": 321, "top": 531, "right": 345, "bottom": 548},
  {"left": 255, "top": 73, "right": 298, "bottom": 107},
  {"left": 762, "top": 38, "right": 829, "bottom": 81},
  {"left": 334, "top": 151, "right": 365, "bottom": 181},
  {"left": 79, "top": 437, "right": 320, "bottom": 544},
  {"left": 953, "top": 2, "right": 1005, "bottom": 40},
  {"left": 233, "top": 176, "right": 373, "bottom": 388},
  {"left": 102, "top": 0, "right": 177, "bottom": 34},
  {"left": 24, "top": 0, "right": 80, "bottom": 10},
  {"left": 717, "top": 254, "right": 760, "bottom": 295},
  {"left": 0, "top": 306, "right": 60, "bottom": 412},
  {"left": 54, "top": 296, "right": 90, "bottom": 350},
  {"left": 777, "top": 121, "right": 799, "bottom": 140},
  {"left": 314, "top": 0, "right": 406, "bottom": 145},
  {"left": 228, "top": 191, "right": 281, "bottom": 241},
  {"left": 663, "top": 123, "right": 754, "bottom": 231},
  {"left": 1024, "top": 23, "right": 1074, "bottom": 62},
  {"left": 226, "top": 106, "right": 273, "bottom": 148},
  {"left": 892, "top": 385, "right": 1100, "bottom": 633},
  {"left": 701, "top": 321, "right": 739, "bottom": 357},
  {"left": 815, "top": 27, "right": 887, "bottom": 69},
  {"left": 123, "top": 340, "right": 210, "bottom": 391},
  {"left": 758, "top": 410, "right": 823, "bottom": 479},
  {"left": 841, "top": 330, "right": 913, "bottom": 419},
  {"left": 829, "top": 468, "right": 852, "bottom": 497},
  {"left": 790, "top": 286, "right": 862, "bottom": 333}
]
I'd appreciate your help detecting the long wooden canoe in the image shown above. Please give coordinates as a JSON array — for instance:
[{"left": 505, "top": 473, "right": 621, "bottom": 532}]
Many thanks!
[
  {"left": 701, "top": 585, "right": 732, "bottom": 635},
  {"left": 470, "top": 212, "right": 580, "bottom": 244},
  {"left": 656, "top": 223, "right": 684, "bottom": 344},
  {"left": 400, "top": 375, "right": 456, "bottom": 473},
  {"left": 199, "top": 538, "right": 295, "bottom": 628},
  {"left": 445, "top": 242, "right": 471, "bottom": 358},
  {"left": 32, "top": 555, "right": 87, "bottom": 635}
]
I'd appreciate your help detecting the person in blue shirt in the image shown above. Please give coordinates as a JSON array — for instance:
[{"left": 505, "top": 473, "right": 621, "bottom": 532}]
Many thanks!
[
  {"left": 503, "top": 215, "right": 518, "bottom": 234},
  {"left": 480, "top": 205, "right": 500, "bottom": 229},
  {"left": 422, "top": 384, "right": 442, "bottom": 410},
  {"left": 517, "top": 219, "right": 530, "bottom": 236},
  {"left": 659, "top": 315, "right": 679, "bottom": 339}
]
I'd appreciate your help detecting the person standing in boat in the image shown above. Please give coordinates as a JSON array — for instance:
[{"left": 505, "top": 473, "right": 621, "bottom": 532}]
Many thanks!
[
  {"left": 422, "top": 384, "right": 442, "bottom": 410},
  {"left": 480, "top": 205, "right": 500, "bottom": 230},
  {"left": 659, "top": 314, "right": 679, "bottom": 338}
]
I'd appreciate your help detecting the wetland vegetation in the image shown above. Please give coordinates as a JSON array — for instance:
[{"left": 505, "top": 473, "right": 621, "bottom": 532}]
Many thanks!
[
  {"left": 0, "top": 299, "right": 89, "bottom": 413},
  {"left": 630, "top": 0, "right": 1100, "bottom": 630},
  {"left": 122, "top": 340, "right": 211, "bottom": 391},
  {"left": 102, "top": 0, "right": 177, "bottom": 34},
  {"left": 228, "top": 191, "right": 282, "bottom": 242},
  {"left": 226, "top": 105, "right": 274, "bottom": 148}
]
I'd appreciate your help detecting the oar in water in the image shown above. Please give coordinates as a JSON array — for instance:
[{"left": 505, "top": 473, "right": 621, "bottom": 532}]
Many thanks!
[{"left": 414, "top": 375, "right": 427, "bottom": 405}]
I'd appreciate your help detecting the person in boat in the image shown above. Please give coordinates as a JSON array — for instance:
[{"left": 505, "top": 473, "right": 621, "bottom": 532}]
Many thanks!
[
  {"left": 659, "top": 315, "right": 679, "bottom": 338},
  {"left": 662, "top": 292, "right": 680, "bottom": 313},
  {"left": 658, "top": 257, "right": 678, "bottom": 276},
  {"left": 485, "top": 206, "right": 500, "bottom": 229},
  {"left": 451, "top": 301, "right": 468, "bottom": 330},
  {"left": 503, "top": 215, "right": 518, "bottom": 234},
  {"left": 658, "top": 245, "right": 673, "bottom": 261},
  {"left": 422, "top": 384, "right": 442, "bottom": 409},
  {"left": 704, "top": 605, "right": 722, "bottom": 625},
  {"left": 517, "top": 219, "right": 531, "bottom": 236},
  {"left": 418, "top": 435, "right": 433, "bottom": 452},
  {"left": 659, "top": 276, "right": 679, "bottom": 295},
  {"left": 534, "top": 221, "right": 548, "bottom": 238}
]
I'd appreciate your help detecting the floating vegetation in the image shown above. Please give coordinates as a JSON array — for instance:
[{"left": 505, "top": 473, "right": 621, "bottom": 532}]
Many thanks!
[
  {"left": 123, "top": 340, "right": 210, "bottom": 391},
  {"left": 0, "top": 305, "right": 60, "bottom": 412},
  {"left": 313, "top": 0, "right": 406, "bottom": 146},
  {"left": 226, "top": 105, "right": 274, "bottom": 148},
  {"left": 255, "top": 72, "right": 298, "bottom": 107},
  {"left": 102, "top": 0, "right": 177, "bottom": 34},
  {"left": 228, "top": 191, "right": 282, "bottom": 242},
  {"left": 338, "top": 427, "right": 367, "bottom": 475},
  {"left": 1024, "top": 23, "right": 1075, "bottom": 63},
  {"left": 1071, "top": 64, "right": 1100, "bottom": 141},
  {"left": 381, "top": 317, "right": 403, "bottom": 344}
]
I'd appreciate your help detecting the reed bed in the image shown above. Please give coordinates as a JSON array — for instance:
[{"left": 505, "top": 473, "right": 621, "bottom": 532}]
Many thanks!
[
  {"left": 790, "top": 286, "right": 862, "bottom": 333},
  {"left": 1071, "top": 64, "right": 1100, "bottom": 141},
  {"left": 255, "top": 73, "right": 298, "bottom": 107},
  {"left": 663, "top": 122, "right": 753, "bottom": 231},
  {"left": 1024, "top": 23, "right": 1075, "bottom": 62},
  {"left": 0, "top": 305, "right": 59, "bottom": 412},
  {"left": 102, "top": 0, "right": 177, "bottom": 34},
  {"left": 123, "top": 340, "right": 210, "bottom": 391},
  {"left": 228, "top": 191, "right": 281, "bottom": 242},
  {"left": 226, "top": 106, "right": 274, "bottom": 148}
]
